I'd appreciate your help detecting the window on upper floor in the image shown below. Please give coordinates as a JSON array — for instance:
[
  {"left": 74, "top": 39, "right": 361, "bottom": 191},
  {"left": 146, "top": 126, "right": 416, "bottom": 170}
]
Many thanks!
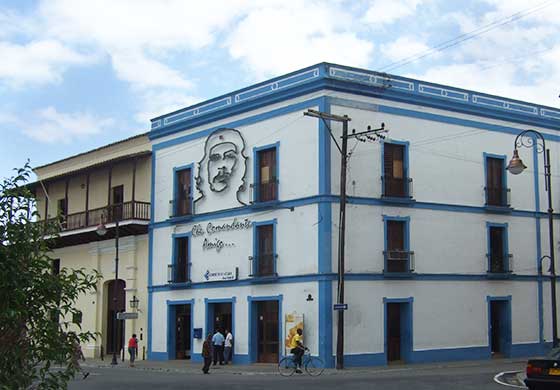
[
  {"left": 174, "top": 167, "right": 193, "bottom": 217},
  {"left": 383, "top": 217, "right": 414, "bottom": 273},
  {"left": 487, "top": 224, "right": 511, "bottom": 273},
  {"left": 251, "top": 222, "right": 276, "bottom": 277},
  {"left": 110, "top": 185, "right": 124, "bottom": 221},
  {"left": 57, "top": 198, "right": 67, "bottom": 227},
  {"left": 485, "top": 156, "right": 510, "bottom": 207},
  {"left": 168, "top": 236, "right": 190, "bottom": 283},
  {"left": 254, "top": 147, "right": 278, "bottom": 203},
  {"left": 382, "top": 142, "right": 412, "bottom": 198}
]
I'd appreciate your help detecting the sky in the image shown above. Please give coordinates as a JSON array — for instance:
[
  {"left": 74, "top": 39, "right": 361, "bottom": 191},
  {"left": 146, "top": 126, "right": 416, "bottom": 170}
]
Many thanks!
[{"left": 1, "top": 0, "right": 559, "bottom": 181}]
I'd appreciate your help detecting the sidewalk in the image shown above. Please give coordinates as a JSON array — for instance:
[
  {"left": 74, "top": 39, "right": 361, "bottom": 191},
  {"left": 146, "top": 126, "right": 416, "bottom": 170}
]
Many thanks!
[{"left": 83, "top": 356, "right": 529, "bottom": 376}]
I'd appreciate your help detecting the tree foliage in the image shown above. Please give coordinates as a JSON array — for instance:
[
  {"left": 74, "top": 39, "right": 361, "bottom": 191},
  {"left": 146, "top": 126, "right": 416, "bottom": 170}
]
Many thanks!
[{"left": 0, "top": 163, "right": 100, "bottom": 389}]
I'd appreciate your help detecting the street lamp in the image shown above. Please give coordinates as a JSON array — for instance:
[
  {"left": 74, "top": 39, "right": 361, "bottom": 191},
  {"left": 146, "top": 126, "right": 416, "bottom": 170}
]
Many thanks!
[
  {"left": 506, "top": 129, "right": 558, "bottom": 348},
  {"left": 96, "top": 210, "right": 121, "bottom": 365}
]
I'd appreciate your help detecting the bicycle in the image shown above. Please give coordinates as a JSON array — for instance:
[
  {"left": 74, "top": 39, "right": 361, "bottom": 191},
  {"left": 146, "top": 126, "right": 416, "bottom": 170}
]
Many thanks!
[{"left": 278, "top": 348, "right": 325, "bottom": 377}]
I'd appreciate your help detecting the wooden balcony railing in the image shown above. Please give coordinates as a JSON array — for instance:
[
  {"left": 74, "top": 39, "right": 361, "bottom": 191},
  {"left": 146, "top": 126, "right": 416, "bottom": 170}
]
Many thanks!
[{"left": 43, "top": 201, "right": 150, "bottom": 232}]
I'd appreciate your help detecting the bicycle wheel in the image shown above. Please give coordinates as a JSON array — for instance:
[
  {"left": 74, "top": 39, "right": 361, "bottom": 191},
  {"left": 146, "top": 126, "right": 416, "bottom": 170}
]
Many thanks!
[
  {"left": 278, "top": 356, "right": 297, "bottom": 377},
  {"left": 305, "top": 356, "right": 325, "bottom": 376}
]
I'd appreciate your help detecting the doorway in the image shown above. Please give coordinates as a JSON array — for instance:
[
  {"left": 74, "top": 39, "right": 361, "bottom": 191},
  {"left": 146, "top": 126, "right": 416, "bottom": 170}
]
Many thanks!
[
  {"left": 111, "top": 185, "right": 124, "bottom": 221},
  {"left": 253, "top": 300, "right": 279, "bottom": 363},
  {"left": 489, "top": 298, "right": 511, "bottom": 357},
  {"left": 207, "top": 302, "right": 232, "bottom": 334},
  {"left": 385, "top": 299, "right": 413, "bottom": 364},
  {"left": 169, "top": 303, "right": 192, "bottom": 360},
  {"left": 105, "top": 279, "right": 125, "bottom": 354}
]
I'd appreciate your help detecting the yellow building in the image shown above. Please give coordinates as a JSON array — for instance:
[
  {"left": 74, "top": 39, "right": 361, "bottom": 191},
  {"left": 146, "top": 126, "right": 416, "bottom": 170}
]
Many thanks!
[{"left": 32, "top": 133, "right": 151, "bottom": 359}]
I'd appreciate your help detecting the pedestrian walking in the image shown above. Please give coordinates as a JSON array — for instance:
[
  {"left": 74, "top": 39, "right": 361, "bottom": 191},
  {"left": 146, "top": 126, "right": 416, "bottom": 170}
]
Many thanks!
[
  {"left": 128, "top": 334, "right": 139, "bottom": 367},
  {"left": 202, "top": 334, "right": 212, "bottom": 374},
  {"left": 224, "top": 329, "right": 233, "bottom": 364},
  {"left": 212, "top": 329, "right": 225, "bottom": 365}
]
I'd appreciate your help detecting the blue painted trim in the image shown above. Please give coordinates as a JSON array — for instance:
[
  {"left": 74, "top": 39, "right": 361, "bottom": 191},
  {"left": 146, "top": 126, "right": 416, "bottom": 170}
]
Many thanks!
[
  {"left": 153, "top": 97, "right": 323, "bottom": 151},
  {"left": 149, "top": 271, "right": 547, "bottom": 292},
  {"left": 382, "top": 215, "right": 411, "bottom": 273},
  {"left": 247, "top": 295, "right": 283, "bottom": 363},
  {"left": 383, "top": 297, "right": 414, "bottom": 363},
  {"left": 252, "top": 219, "right": 277, "bottom": 276},
  {"left": 151, "top": 193, "right": 560, "bottom": 229},
  {"left": 328, "top": 96, "right": 560, "bottom": 141},
  {"left": 409, "top": 346, "right": 489, "bottom": 363},
  {"left": 486, "top": 222, "right": 510, "bottom": 273},
  {"left": 147, "top": 152, "right": 156, "bottom": 359},
  {"left": 487, "top": 295, "right": 512, "bottom": 357},
  {"left": 171, "top": 231, "right": 192, "bottom": 283},
  {"left": 204, "top": 297, "right": 236, "bottom": 359},
  {"left": 172, "top": 163, "right": 194, "bottom": 217},
  {"left": 252, "top": 142, "right": 280, "bottom": 203},
  {"left": 166, "top": 299, "right": 194, "bottom": 360},
  {"left": 532, "top": 138, "right": 544, "bottom": 344}
]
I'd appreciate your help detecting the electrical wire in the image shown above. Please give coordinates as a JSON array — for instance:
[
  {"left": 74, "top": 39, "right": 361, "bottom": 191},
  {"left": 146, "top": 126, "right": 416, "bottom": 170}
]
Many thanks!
[{"left": 377, "top": 0, "right": 559, "bottom": 73}]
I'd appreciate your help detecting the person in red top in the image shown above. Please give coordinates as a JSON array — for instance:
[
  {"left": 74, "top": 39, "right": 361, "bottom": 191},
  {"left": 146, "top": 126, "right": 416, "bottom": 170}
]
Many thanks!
[{"left": 128, "top": 334, "right": 139, "bottom": 367}]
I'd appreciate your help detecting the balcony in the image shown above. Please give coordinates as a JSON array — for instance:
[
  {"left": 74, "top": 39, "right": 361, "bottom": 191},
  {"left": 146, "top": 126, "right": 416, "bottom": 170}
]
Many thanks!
[
  {"left": 487, "top": 253, "right": 513, "bottom": 276},
  {"left": 381, "top": 176, "right": 414, "bottom": 202},
  {"left": 167, "top": 263, "right": 190, "bottom": 285},
  {"left": 383, "top": 250, "right": 415, "bottom": 275},
  {"left": 40, "top": 201, "right": 150, "bottom": 248},
  {"left": 484, "top": 187, "right": 511, "bottom": 210},
  {"left": 249, "top": 253, "right": 278, "bottom": 279},
  {"left": 251, "top": 179, "right": 279, "bottom": 204}
]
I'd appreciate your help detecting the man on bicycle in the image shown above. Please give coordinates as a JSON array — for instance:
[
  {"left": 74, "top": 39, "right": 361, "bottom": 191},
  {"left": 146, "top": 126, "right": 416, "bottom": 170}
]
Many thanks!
[{"left": 289, "top": 328, "right": 305, "bottom": 373}]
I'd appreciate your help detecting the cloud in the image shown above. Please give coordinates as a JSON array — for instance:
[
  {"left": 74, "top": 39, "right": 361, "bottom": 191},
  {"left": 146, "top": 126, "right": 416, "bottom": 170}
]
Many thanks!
[
  {"left": 362, "top": 0, "right": 424, "bottom": 26},
  {"left": 134, "top": 90, "right": 202, "bottom": 124},
  {"left": 380, "top": 37, "right": 432, "bottom": 63},
  {"left": 226, "top": 2, "right": 374, "bottom": 78},
  {"left": 15, "top": 107, "right": 115, "bottom": 143},
  {"left": 0, "top": 40, "right": 93, "bottom": 87}
]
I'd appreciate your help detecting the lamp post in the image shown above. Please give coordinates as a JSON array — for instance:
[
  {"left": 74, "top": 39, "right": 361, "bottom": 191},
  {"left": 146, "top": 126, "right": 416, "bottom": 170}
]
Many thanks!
[
  {"left": 506, "top": 129, "right": 558, "bottom": 348},
  {"left": 96, "top": 210, "right": 120, "bottom": 365}
]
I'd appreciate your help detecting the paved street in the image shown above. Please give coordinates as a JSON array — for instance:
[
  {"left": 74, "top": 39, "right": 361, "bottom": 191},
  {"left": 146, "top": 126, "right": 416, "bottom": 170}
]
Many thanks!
[{"left": 67, "top": 359, "right": 527, "bottom": 389}]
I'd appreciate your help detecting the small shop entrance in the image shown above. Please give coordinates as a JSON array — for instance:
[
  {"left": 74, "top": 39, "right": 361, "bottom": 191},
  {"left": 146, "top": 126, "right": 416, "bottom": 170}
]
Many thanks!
[
  {"left": 168, "top": 303, "right": 192, "bottom": 360},
  {"left": 255, "top": 300, "right": 279, "bottom": 363}
]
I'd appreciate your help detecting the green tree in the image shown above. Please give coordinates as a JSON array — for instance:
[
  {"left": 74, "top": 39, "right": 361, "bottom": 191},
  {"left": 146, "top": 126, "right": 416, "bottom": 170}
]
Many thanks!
[{"left": 0, "top": 164, "right": 100, "bottom": 389}]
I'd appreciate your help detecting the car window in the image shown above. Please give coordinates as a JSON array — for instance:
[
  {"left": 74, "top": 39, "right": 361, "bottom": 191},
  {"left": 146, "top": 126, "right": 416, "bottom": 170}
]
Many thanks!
[{"left": 547, "top": 348, "right": 560, "bottom": 359}]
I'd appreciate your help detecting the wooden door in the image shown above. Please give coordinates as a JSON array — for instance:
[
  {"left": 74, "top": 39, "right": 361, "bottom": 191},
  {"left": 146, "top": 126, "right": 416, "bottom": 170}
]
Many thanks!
[
  {"left": 111, "top": 185, "right": 124, "bottom": 221},
  {"left": 257, "top": 225, "right": 274, "bottom": 276},
  {"left": 175, "top": 304, "right": 191, "bottom": 359},
  {"left": 258, "top": 148, "right": 277, "bottom": 202},
  {"left": 175, "top": 237, "right": 189, "bottom": 283},
  {"left": 106, "top": 279, "right": 125, "bottom": 354},
  {"left": 387, "top": 221, "right": 406, "bottom": 272},
  {"left": 176, "top": 169, "right": 192, "bottom": 216},
  {"left": 213, "top": 303, "right": 232, "bottom": 333},
  {"left": 486, "top": 158, "right": 504, "bottom": 206},
  {"left": 489, "top": 227, "right": 505, "bottom": 272},
  {"left": 387, "top": 303, "right": 401, "bottom": 362},
  {"left": 257, "top": 300, "right": 279, "bottom": 363},
  {"left": 384, "top": 144, "right": 405, "bottom": 197}
]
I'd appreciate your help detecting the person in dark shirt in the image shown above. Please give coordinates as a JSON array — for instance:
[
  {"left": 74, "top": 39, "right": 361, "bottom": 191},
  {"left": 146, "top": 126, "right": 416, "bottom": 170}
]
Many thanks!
[{"left": 202, "top": 334, "right": 212, "bottom": 374}]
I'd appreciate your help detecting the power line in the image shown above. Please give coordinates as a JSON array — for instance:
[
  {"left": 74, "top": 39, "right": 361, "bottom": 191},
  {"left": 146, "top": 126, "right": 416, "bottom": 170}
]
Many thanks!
[{"left": 377, "top": 0, "right": 558, "bottom": 73}]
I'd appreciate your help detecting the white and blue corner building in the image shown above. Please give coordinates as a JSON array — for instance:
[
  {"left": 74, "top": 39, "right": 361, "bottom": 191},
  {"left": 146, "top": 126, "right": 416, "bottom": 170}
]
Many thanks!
[{"left": 146, "top": 62, "right": 560, "bottom": 367}]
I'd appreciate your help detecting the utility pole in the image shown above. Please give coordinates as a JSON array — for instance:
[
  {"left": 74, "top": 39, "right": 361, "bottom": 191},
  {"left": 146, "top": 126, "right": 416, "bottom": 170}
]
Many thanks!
[{"left": 304, "top": 109, "right": 386, "bottom": 369}]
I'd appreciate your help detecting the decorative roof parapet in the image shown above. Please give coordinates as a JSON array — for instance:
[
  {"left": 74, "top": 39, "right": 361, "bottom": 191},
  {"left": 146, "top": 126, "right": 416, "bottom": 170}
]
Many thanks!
[{"left": 150, "top": 62, "right": 560, "bottom": 138}]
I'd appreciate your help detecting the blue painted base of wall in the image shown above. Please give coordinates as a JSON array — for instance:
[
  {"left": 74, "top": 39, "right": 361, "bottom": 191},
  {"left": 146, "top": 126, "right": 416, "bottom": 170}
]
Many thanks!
[{"left": 149, "top": 343, "right": 550, "bottom": 366}]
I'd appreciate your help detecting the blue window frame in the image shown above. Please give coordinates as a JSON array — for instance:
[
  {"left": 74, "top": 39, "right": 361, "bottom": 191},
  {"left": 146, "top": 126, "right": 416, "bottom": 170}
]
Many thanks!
[
  {"left": 173, "top": 164, "right": 194, "bottom": 217},
  {"left": 381, "top": 140, "right": 412, "bottom": 199},
  {"left": 383, "top": 215, "right": 413, "bottom": 273},
  {"left": 168, "top": 232, "right": 191, "bottom": 284},
  {"left": 251, "top": 219, "right": 277, "bottom": 277},
  {"left": 166, "top": 299, "right": 194, "bottom": 360},
  {"left": 253, "top": 142, "right": 279, "bottom": 203},
  {"left": 483, "top": 153, "right": 510, "bottom": 208},
  {"left": 486, "top": 222, "right": 511, "bottom": 273},
  {"left": 486, "top": 296, "right": 512, "bottom": 357}
]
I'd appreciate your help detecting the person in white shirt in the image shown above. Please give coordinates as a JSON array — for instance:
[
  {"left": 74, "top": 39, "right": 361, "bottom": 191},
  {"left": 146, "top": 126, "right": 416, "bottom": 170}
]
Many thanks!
[{"left": 224, "top": 329, "right": 233, "bottom": 364}]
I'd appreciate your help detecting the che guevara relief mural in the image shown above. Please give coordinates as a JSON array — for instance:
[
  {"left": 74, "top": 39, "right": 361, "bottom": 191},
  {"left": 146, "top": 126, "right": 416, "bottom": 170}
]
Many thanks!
[{"left": 194, "top": 128, "right": 249, "bottom": 211}]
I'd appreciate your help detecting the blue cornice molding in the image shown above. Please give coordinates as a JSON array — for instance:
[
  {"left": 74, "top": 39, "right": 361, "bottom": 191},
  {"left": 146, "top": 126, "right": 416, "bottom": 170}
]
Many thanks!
[{"left": 149, "top": 62, "right": 560, "bottom": 139}]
